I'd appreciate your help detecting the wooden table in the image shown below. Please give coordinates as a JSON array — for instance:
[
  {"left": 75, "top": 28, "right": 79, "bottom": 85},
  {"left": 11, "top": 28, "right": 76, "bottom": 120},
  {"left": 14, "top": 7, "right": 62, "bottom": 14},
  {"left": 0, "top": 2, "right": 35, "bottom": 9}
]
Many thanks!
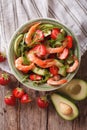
[{"left": 0, "top": 52, "right": 87, "bottom": 130}]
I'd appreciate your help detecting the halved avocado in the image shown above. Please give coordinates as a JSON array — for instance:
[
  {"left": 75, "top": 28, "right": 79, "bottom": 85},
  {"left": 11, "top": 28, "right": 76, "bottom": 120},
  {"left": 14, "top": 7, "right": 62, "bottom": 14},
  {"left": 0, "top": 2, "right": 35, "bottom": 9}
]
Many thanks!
[
  {"left": 51, "top": 93, "right": 79, "bottom": 120},
  {"left": 14, "top": 34, "right": 24, "bottom": 56},
  {"left": 58, "top": 79, "right": 87, "bottom": 101}
]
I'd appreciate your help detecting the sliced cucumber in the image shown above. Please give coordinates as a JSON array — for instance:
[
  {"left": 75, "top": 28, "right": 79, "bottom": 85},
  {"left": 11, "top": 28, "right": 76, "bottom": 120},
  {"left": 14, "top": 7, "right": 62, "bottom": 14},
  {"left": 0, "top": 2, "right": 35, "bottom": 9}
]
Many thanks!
[
  {"left": 14, "top": 34, "right": 24, "bottom": 56},
  {"left": 58, "top": 79, "right": 87, "bottom": 101}
]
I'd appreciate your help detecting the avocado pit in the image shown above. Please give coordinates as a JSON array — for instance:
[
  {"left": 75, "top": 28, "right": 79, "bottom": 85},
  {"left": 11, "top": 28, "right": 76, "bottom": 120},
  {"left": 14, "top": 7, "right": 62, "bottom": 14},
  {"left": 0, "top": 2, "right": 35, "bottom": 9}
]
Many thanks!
[{"left": 60, "top": 102, "right": 73, "bottom": 115}]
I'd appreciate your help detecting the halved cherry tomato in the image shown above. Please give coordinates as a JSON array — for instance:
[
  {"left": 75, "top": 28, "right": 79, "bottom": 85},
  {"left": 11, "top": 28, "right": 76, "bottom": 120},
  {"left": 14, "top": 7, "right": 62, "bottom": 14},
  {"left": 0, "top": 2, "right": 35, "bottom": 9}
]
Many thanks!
[
  {"left": 33, "top": 44, "right": 47, "bottom": 57},
  {"left": 21, "top": 94, "right": 32, "bottom": 104},
  {"left": 58, "top": 48, "right": 69, "bottom": 60},
  {"left": 29, "top": 74, "right": 42, "bottom": 81},
  {"left": 51, "top": 28, "right": 60, "bottom": 40},
  {"left": 66, "top": 35, "right": 73, "bottom": 49},
  {"left": 34, "top": 29, "right": 44, "bottom": 42},
  {"left": 13, "top": 87, "right": 25, "bottom": 98},
  {"left": 49, "top": 65, "right": 59, "bottom": 76},
  {"left": 37, "top": 96, "right": 49, "bottom": 108}
]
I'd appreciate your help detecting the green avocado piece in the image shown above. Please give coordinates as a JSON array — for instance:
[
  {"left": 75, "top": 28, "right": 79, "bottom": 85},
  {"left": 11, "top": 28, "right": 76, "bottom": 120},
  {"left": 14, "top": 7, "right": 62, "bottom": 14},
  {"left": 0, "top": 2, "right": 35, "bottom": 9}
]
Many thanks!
[
  {"left": 51, "top": 93, "right": 79, "bottom": 121},
  {"left": 14, "top": 34, "right": 24, "bottom": 56},
  {"left": 32, "top": 66, "right": 49, "bottom": 76},
  {"left": 55, "top": 59, "right": 64, "bottom": 67},
  {"left": 58, "top": 66, "right": 67, "bottom": 77},
  {"left": 58, "top": 79, "right": 87, "bottom": 101}
]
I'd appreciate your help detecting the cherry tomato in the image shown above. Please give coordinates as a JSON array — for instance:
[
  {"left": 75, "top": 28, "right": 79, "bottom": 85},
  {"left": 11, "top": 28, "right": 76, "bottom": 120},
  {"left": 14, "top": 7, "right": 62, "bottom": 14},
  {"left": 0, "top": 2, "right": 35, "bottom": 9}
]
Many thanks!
[
  {"left": 21, "top": 94, "right": 32, "bottom": 103},
  {"left": 49, "top": 65, "right": 59, "bottom": 76},
  {"left": 0, "top": 73, "right": 10, "bottom": 85},
  {"left": 37, "top": 96, "right": 49, "bottom": 108},
  {"left": 58, "top": 48, "right": 69, "bottom": 60},
  {"left": 0, "top": 52, "right": 6, "bottom": 62},
  {"left": 33, "top": 44, "right": 47, "bottom": 57},
  {"left": 29, "top": 74, "right": 42, "bottom": 81},
  {"left": 66, "top": 35, "right": 73, "bottom": 49},
  {"left": 4, "top": 92, "right": 16, "bottom": 106},
  {"left": 13, "top": 87, "right": 25, "bottom": 98},
  {"left": 34, "top": 29, "right": 44, "bottom": 42},
  {"left": 51, "top": 28, "right": 60, "bottom": 40}
]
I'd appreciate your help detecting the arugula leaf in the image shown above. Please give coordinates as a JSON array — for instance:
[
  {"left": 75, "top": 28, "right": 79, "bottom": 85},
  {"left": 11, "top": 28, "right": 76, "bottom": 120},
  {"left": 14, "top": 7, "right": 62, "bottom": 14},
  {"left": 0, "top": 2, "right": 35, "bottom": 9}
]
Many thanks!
[
  {"left": 22, "top": 55, "right": 30, "bottom": 65},
  {"left": 56, "top": 33, "right": 65, "bottom": 42},
  {"left": 22, "top": 75, "right": 29, "bottom": 82}
]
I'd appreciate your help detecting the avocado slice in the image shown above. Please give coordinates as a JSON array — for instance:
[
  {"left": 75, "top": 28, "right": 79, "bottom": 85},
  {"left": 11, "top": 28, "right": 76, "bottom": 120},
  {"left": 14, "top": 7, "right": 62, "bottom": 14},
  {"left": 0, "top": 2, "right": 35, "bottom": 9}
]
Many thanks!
[
  {"left": 55, "top": 59, "right": 64, "bottom": 67},
  {"left": 32, "top": 66, "right": 49, "bottom": 76},
  {"left": 51, "top": 93, "right": 79, "bottom": 120},
  {"left": 14, "top": 34, "right": 24, "bottom": 56},
  {"left": 58, "top": 79, "right": 87, "bottom": 101},
  {"left": 58, "top": 66, "right": 67, "bottom": 77}
]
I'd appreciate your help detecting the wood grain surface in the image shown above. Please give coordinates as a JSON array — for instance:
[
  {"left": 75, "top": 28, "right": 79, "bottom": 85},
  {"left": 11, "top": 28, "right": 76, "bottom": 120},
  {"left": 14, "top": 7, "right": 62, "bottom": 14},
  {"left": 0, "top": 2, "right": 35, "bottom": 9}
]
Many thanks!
[{"left": 0, "top": 0, "right": 87, "bottom": 130}]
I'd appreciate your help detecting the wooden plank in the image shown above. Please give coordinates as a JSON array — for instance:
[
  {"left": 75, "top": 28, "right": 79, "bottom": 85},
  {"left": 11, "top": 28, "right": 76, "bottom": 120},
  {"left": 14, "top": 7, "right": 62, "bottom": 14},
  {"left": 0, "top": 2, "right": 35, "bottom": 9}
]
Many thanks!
[
  {"left": 75, "top": 51, "right": 87, "bottom": 80},
  {"left": 0, "top": 69, "right": 19, "bottom": 130},
  {"left": 72, "top": 100, "right": 87, "bottom": 130},
  {"left": 19, "top": 86, "right": 47, "bottom": 130},
  {"left": 0, "top": 84, "right": 4, "bottom": 130},
  {"left": 47, "top": 103, "right": 72, "bottom": 130},
  {"left": 3, "top": 78, "right": 19, "bottom": 130}
]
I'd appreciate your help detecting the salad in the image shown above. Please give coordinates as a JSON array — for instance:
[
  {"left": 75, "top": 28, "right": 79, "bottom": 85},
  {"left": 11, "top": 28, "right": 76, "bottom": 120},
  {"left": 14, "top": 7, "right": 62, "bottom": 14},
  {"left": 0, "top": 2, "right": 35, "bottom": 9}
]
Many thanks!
[{"left": 14, "top": 22, "right": 79, "bottom": 86}]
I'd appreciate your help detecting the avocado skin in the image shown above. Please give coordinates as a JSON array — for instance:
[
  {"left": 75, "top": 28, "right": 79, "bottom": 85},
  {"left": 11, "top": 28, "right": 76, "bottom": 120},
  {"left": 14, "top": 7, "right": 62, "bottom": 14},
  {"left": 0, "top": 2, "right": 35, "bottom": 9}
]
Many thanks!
[
  {"left": 51, "top": 93, "right": 79, "bottom": 121},
  {"left": 58, "top": 79, "right": 87, "bottom": 101}
]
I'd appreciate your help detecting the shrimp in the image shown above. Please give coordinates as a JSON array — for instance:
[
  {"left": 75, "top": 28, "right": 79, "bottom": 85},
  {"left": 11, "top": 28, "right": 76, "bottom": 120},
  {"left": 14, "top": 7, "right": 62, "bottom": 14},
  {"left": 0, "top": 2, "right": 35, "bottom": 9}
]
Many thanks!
[
  {"left": 67, "top": 56, "right": 79, "bottom": 73},
  {"left": 47, "top": 40, "right": 68, "bottom": 54},
  {"left": 15, "top": 57, "right": 35, "bottom": 73},
  {"left": 27, "top": 51, "right": 56, "bottom": 68},
  {"left": 47, "top": 75, "right": 67, "bottom": 86},
  {"left": 25, "top": 22, "right": 41, "bottom": 45}
]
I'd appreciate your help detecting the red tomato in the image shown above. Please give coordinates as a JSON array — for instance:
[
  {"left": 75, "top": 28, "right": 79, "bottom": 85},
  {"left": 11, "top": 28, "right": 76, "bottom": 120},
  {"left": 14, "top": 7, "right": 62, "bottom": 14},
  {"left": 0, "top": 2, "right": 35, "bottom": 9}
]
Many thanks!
[
  {"left": 51, "top": 28, "right": 60, "bottom": 40},
  {"left": 29, "top": 74, "right": 42, "bottom": 81},
  {"left": 13, "top": 87, "right": 25, "bottom": 98},
  {"left": 4, "top": 92, "right": 16, "bottom": 106},
  {"left": 49, "top": 65, "right": 59, "bottom": 76},
  {"left": 37, "top": 96, "right": 49, "bottom": 108},
  {"left": 34, "top": 30, "right": 44, "bottom": 42},
  {"left": 58, "top": 48, "right": 69, "bottom": 60},
  {"left": 0, "top": 52, "right": 6, "bottom": 62},
  {"left": 21, "top": 94, "right": 32, "bottom": 104},
  {"left": 33, "top": 44, "right": 47, "bottom": 57},
  {"left": 66, "top": 35, "right": 73, "bottom": 49},
  {"left": 0, "top": 73, "right": 10, "bottom": 85}
]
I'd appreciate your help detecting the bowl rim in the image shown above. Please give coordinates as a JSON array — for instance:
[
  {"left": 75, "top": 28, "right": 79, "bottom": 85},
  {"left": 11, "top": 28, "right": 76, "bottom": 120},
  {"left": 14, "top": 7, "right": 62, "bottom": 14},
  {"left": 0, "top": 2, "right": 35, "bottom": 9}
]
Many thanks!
[{"left": 8, "top": 18, "right": 81, "bottom": 91}]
